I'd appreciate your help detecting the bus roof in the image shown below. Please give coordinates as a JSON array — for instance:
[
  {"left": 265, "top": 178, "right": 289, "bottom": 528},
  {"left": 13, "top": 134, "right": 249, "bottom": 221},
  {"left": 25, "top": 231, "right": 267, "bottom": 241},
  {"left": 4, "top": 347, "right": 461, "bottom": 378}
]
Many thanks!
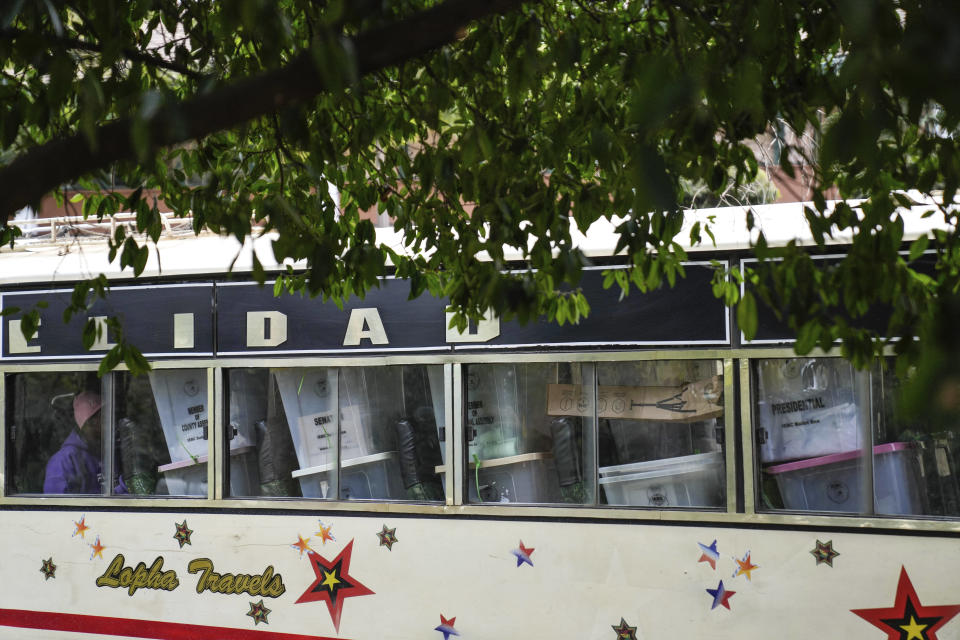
[{"left": 0, "top": 196, "right": 950, "bottom": 285}]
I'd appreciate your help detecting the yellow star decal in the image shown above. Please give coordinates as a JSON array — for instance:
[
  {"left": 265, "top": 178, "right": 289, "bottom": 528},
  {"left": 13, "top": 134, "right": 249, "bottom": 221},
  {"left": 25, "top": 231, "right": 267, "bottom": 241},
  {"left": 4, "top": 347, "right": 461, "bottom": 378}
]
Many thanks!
[
  {"left": 292, "top": 534, "right": 313, "bottom": 557},
  {"left": 316, "top": 522, "right": 335, "bottom": 545},
  {"left": 900, "top": 615, "right": 928, "bottom": 640},
  {"left": 89, "top": 536, "right": 105, "bottom": 560},
  {"left": 73, "top": 515, "right": 90, "bottom": 538},
  {"left": 321, "top": 569, "right": 340, "bottom": 591}
]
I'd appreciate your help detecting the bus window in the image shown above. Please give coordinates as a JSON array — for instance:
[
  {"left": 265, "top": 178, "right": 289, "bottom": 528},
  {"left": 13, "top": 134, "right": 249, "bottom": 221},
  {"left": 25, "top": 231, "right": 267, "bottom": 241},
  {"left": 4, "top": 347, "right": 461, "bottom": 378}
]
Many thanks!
[
  {"left": 464, "top": 360, "right": 725, "bottom": 507},
  {"left": 114, "top": 369, "right": 208, "bottom": 497},
  {"left": 754, "top": 357, "right": 960, "bottom": 518},
  {"left": 5, "top": 372, "right": 104, "bottom": 495},
  {"left": 596, "top": 360, "right": 725, "bottom": 508},
  {"left": 226, "top": 365, "right": 445, "bottom": 502},
  {"left": 464, "top": 362, "right": 598, "bottom": 505}
]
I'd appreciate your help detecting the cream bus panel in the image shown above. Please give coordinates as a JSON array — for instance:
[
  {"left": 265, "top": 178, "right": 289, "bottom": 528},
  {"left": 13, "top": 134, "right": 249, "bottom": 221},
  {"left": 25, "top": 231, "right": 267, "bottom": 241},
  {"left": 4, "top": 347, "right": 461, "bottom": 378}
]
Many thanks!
[{"left": 1, "top": 510, "right": 958, "bottom": 639}]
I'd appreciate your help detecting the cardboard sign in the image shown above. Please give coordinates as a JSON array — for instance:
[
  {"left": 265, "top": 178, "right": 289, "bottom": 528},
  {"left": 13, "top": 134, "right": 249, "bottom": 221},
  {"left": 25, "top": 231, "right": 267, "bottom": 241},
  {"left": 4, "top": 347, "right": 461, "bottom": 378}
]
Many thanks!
[
  {"left": 274, "top": 369, "right": 369, "bottom": 469},
  {"left": 149, "top": 370, "right": 209, "bottom": 462},
  {"left": 757, "top": 397, "right": 860, "bottom": 463},
  {"left": 546, "top": 376, "right": 723, "bottom": 423}
]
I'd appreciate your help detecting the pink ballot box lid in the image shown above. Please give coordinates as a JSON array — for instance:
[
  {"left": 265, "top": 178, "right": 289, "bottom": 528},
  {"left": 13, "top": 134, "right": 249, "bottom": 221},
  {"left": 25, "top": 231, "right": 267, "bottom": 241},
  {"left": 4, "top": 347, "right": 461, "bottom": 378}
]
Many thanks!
[{"left": 765, "top": 442, "right": 916, "bottom": 475}]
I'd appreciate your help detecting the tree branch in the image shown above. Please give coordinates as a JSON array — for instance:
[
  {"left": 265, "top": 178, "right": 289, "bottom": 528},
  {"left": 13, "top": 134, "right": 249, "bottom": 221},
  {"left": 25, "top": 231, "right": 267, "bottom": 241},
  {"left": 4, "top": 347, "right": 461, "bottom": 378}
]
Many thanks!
[{"left": 0, "top": 0, "right": 528, "bottom": 221}]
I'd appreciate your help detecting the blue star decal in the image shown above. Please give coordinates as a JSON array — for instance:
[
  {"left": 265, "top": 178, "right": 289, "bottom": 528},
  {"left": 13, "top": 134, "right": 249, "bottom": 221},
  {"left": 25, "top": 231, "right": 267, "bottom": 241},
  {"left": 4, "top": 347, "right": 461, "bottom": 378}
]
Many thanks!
[
  {"left": 706, "top": 580, "right": 736, "bottom": 610},
  {"left": 511, "top": 541, "right": 534, "bottom": 567},
  {"left": 698, "top": 539, "right": 720, "bottom": 570},
  {"left": 435, "top": 614, "right": 460, "bottom": 640}
]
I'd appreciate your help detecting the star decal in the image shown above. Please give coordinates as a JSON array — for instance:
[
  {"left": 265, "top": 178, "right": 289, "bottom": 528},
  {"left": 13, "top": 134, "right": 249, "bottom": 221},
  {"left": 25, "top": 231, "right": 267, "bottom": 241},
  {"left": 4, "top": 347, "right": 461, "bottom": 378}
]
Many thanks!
[
  {"left": 435, "top": 614, "right": 460, "bottom": 640},
  {"left": 811, "top": 540, "right": 840, "bottom": 567},
  {"left": 316, "top": 520, "right": 335, "bottom": 545},
  {"left": 246, "top": 599, "right": 271, "bottom": 625},
  {"left": 40, "top": 558, "right": 56, "bottom": 580},
  {"left": 292, "top": 534, "right": 313, "bottom": 557},
  {"left": 852, "top": 567, "right": 960, "bottom": 640},
  {"left": 732, "top": 551, "right": 759, "bottom": 580},
  {"left": 173, "top": 520, "right": 193, "bottom": 548},
  {"left": 511, "top": 540, "right": 534, "bottom": 567},
  {"left": 707, "top": 580, "right": 736, "bottom": 610},
  {"left": 73, "top": 515, "right": 90, "bottom": 539},
  {"left": 376, "top": 525, "right": 398, "bottom": 551},
  {"left": 89, "top": 536, "right": 106, "bottom": 560},
  {"left": 295, "top": 539, "right": 373, "bottom": 632},
  {"left": 611, "top": 617, "right": 637, "bottom": 639},
  {"left": 698, "top": 539, "right": 719, "bottom": 570}
]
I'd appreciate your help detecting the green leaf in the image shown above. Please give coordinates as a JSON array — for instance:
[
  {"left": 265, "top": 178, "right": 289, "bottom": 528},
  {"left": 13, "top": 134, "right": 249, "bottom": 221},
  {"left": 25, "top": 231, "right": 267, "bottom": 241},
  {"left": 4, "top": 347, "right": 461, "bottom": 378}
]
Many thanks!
[
  {"left": 97, "top": 345, "right": 124, "bottom": 377},
  {"left": 82, "top": 318, "right": 97, "bottom": 351},
  {"left": 908, "top": 234, "right": 929, "bottom": 262},
  {"left": 20, "top": 309, "right": 40, "bottom": 340},
  {"left": 738, "top": 290, "right": 759, "bottom": 340},
  {"left": 795, "top": 321, "right": 821, "bottom": 354}
]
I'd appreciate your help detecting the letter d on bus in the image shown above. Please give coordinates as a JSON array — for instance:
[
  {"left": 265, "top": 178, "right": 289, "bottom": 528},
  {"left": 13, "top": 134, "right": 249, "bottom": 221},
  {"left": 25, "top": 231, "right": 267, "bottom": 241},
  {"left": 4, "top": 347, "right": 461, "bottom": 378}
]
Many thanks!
[{"left": 445, "top": 310, "right": 499, "bottom": 343}]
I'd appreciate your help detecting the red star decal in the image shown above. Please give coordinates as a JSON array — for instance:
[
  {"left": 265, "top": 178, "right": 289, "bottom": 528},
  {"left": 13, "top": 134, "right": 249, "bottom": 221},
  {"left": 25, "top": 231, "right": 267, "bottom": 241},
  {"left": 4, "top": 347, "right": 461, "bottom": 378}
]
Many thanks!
[
  {"left": 295, "top": 539, "right": 373, "bottom": 632},
  {"left": 435, "top": 614, "right": 460, "bottom": 640},
  {"left": 706, "top": 580, "right": 736, "bottom": 610},
  {"left": 852, "top": 567, "right": 960, "bottom": 640},
  {"left": 512, "top": 541, "right": 535, "bottom": 567}
]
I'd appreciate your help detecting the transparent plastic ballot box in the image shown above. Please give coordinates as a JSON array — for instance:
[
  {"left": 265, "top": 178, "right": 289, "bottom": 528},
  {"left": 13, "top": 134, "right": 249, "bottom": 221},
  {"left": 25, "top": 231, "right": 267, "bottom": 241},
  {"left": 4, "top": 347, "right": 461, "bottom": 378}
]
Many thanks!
[
  {"left": 437, "top": 452, "right": 562, "bottom": 504},
  {"left": 598, "top": 451, "right": 724, "bottom": 508},
  {"left": 765, "top": 442, "right": 927, "bottom": 515},
  {"left": 156, "top": 446, "right": 258, "bottom": 496},
  {"left": 291, "top": 450, "right": 406, "bottom": 500}
]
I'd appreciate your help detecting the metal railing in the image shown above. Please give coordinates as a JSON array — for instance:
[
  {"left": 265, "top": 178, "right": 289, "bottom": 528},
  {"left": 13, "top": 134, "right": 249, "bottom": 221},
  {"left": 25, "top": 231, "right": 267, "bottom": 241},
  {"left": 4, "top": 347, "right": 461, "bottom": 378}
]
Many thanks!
[{"left": 5, "top": 212, "right": 199, "bottom": 247}]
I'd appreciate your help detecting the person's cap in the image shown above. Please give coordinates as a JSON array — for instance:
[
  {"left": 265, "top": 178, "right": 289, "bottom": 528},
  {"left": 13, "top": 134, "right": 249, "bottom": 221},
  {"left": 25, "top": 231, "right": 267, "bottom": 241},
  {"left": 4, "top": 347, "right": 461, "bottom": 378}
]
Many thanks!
[{"left": 73, "top": 392, "right": 102, "bottom": 429}]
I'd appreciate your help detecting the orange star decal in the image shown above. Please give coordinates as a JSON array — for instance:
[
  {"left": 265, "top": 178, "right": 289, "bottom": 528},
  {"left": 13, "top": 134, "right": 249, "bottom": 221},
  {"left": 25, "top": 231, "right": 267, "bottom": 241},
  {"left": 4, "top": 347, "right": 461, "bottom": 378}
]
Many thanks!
[
  {"left": 316, "top": 521, "right": 335, "bottom": 545},
  {"left": 73, "top": 515, "right": 90, "bottom": 539},
  {"left": 292, "top": 534, "right": 313, "bottom": 557},
  {"left": 733, "top": 551, "right": 759, "bottom": 581},
  {"left": 89, "top": 536, "right": 105, "bottom": 560}
]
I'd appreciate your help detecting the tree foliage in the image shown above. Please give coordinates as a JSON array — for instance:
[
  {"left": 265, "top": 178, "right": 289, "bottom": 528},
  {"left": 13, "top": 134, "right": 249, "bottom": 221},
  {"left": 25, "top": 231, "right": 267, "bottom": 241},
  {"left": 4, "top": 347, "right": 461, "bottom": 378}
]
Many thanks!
[{"left": 2, "top": 0, "right": 960, "bottom": 379}]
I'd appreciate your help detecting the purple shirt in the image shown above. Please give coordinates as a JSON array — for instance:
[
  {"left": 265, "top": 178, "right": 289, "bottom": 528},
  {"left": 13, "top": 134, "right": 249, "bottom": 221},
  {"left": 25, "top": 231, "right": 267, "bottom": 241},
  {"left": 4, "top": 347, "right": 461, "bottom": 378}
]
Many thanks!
[{"left": 43, "top": 430, "right": 102, "bottom": 494}]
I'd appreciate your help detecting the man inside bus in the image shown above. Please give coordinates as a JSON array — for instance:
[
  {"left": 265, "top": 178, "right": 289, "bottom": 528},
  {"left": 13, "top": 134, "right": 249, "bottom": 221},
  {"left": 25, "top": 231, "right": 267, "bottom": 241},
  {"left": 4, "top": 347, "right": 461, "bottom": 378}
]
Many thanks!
[{"left": 43, "top": 391, "right": 107, "bottom": 494}]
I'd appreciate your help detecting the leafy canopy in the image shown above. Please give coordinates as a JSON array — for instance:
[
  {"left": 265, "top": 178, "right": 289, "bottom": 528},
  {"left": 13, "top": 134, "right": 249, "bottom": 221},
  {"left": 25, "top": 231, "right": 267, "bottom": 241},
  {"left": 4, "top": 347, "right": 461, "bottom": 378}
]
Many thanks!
[{"left": 2, "top": 0, "right": 960, "bottom": 377}]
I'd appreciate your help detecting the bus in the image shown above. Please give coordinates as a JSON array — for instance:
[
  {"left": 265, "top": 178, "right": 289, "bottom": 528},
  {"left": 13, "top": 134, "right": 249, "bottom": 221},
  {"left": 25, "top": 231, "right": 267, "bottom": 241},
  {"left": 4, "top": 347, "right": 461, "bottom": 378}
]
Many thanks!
[{"left": 0, "top": 201, "right": 957, "bottom": 640}]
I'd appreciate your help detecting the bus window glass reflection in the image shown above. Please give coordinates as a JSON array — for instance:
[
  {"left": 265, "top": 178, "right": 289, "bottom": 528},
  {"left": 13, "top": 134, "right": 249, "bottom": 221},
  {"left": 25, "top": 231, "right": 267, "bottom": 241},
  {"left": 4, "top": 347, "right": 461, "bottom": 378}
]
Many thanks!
[
  {"left": 113, "top": 370, "right": 208, "bottom": 497},
  {"left": 596, "top": 360, "right": 725, "bottom": 508},
  {"left": 464, "top": 363, "right": 596, "bottom": 504},
  {"left": 225, "top": 365, "right": 445, "bottom": 502},
  {"left": 6, "top": 372, "right": 103, "bottom": 495},
  {"left": 754, "top": 357, "right": 960, "bottom": 518}
]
